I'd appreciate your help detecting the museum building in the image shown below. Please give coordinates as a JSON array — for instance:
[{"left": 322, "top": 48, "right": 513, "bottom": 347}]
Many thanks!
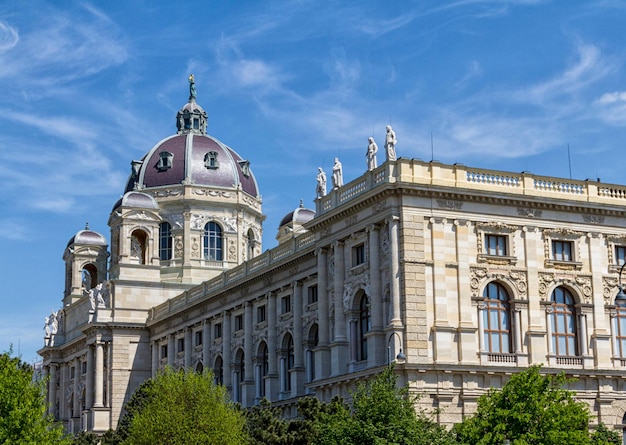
[{"left": 39, "top": 78, "right": 626, "bottom": 435}]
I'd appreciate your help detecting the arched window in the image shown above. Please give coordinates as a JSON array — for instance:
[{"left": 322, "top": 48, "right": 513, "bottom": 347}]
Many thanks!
[
  {"left": 615, "top": 299, "right": 626, "bottom": 358},
  {"left": 257, "top": 342, "right": 268, "bottom": 399},
  {"left": 234, "top": 349, "right": 244, "bottom": 403},
  {"left": 213, "top": 356, "right": 223, "bottom": 386},
  {"left": 281, "top": 334, "right": 294, "bottom": 392},
  {"left": 483, "top": 282, "right": 511, "bottom": 353},
  {"left": 195, "top": 362, "right": 203, "bottom": 374},
  {"left": 247, "top": 229, "right": 255, "bottom": 261},
  {"left": 358, "top": 294, "right": 370, "bottom": 361},
  {"left": 204, "top": 222, "right": 223, "bottom": 261},
  {"left": 306, "top": 324, "right": 319, "bottom": 383},
  {"left": 159, "top": 222, "right": 172, "bottom": 261},
  {"left": 130, "top": 230, "right": 147, "bottom": 264},
  {"left": 550, "top": 287, "right": 578, "bottom": 356},
  {"left": 81, "top": 264, "right": 98, "bottom": 290}
]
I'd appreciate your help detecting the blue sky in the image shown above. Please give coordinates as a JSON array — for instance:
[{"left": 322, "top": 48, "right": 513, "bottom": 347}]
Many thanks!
[{"left": 2, "top": 0, "right": 626, "bottom": 363}]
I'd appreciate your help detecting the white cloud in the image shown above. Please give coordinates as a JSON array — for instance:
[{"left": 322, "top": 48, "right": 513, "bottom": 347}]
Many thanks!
[
  {"left": 0, "top": 21, "right": 18, "bottom": 51},
  {"left": 596, "top": 91, "right": 626, "bottom": 104}
]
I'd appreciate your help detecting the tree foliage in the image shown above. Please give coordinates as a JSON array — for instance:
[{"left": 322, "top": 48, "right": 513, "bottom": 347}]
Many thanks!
[
  {"left": 0, "top": 350, "right": 69, "bottom": 444},
  {"left": 314, "top": 365, "right": 456, "bottom": 445},
  {"left": 590, "top": 423, "right": 621, "bottom": 445},
  {"left": 453, "top": 365, "right": 594, "bottom": 445},
  {"left": 121, "top": 368, "right": 248, "bottom": 445}
]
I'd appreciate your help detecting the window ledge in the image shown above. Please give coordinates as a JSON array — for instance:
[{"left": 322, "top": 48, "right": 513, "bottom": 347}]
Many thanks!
[
  {"left": 544, "top": 260, "right": 582, "bottom": 271},
  {"left": 478, "top": 254, "right": 517, "bottom": 265}
]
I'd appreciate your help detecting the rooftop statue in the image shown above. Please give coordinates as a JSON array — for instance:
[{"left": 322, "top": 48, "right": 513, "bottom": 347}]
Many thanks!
[
  {"left": 332, "top": 157, "right": 343, "bottom": 189},
  {"left": 188, "top": 74, "right": 197, "bottom": 100},
  {"left": 385, "top": 125, "right": 397, "bottom": 161},
  {"left": 316, "top": 167, "right": 327, "bottom": 198},
  {"left": 366, "top": 137, "right": 378, "bottom": 171}
]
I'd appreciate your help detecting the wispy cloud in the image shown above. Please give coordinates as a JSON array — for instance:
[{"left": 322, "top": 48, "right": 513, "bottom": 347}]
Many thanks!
[{"left": 0, "top": 21, "right": 18, "bottom": 51}]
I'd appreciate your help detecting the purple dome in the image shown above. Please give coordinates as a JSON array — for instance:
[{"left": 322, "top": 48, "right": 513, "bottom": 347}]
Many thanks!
[
  {"left": 67, "top": 224, "right": 107, "bottom": 248},
  {"left": 112, "top": 191, "right": 158, "bottom": 212},
  {"left": 279, "top": 202, "right": 315, "bottom": 227},
  {"left": 124, "top": 134, "right": 259, "bottom": 199}
]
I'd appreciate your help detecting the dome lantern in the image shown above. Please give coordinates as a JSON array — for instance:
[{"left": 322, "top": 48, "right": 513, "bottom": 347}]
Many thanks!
[{"left": 176, "top": 74, "right": 207, "bottom": 135}]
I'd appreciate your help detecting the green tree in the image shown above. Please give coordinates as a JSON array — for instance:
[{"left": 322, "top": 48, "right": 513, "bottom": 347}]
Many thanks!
[
  {"left": 0, "top": 349, "right": 70, "bottom": 444},
  {"left": 121, "top": 367, "right": 248, "bottom": 445},
  {"left": 454, "top": 365, "right": 593, "bottom": 445},
  {"left": 590, "top": 423, "right": 621, "bottom": 445},
  {"left": 315, "top": 366, "right": 456, "bottom": 445}
]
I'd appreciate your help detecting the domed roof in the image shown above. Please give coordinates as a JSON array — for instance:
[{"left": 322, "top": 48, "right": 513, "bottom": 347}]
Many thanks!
[
  {"left": 125, "top": 134, "right": 259, "bottom": 198},
  {"left": 112, "top": 191, "right": 159, "bottom": 212},
  {"left": 124, "top": 75, "right": 260, "bottom": 199},
  {"left": 279, "top": 200, "right": 315, "bottom": 227},
  {"left": 67, "top": 223, "right": 107, "bottom": 248}
]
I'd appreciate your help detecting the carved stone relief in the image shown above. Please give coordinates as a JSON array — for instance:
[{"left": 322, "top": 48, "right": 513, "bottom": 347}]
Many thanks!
[{"left": 469, "top": 266, "right": 528, "bottom": 299}]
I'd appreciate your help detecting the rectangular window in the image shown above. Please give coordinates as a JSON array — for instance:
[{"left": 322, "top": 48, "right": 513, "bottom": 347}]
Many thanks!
[
  {"left": 195, "top": 330, "right": 203, "bottom": 346},
  {"left": 81, "top": 361, "right": 87, "bottom": 375},
  {"left": 234, "top": 314, "right": 243, "bottom": 331},
  {"left": 352, "top": 243, "right": 365, "bottom": 266},
  {"left": 616, "top": 246, "right": 626, "bottom": 266},
  {"left": 214, "top": 323, "right": 222, "bottom": 339},
  {"left": 281, "top": 295, "right": 291, "bottom": 314},
  {"left": 552, "top": 240, "right": 573, "bottom": 261},
  {"left": 70, "top": 366, "right": 75, "bottom": 379},
  {"left": 160, "top": 344, "right": 168, "bottom": 359},
  {"left": 307, "top": 285, "right": 318, "bottom": 304},
  {"left": 257, "top": 305, "right": 266, "bottom": 323},
  {"left": 485, "top": 234, "right": 507, "bottom": 256},
  {"left": 177, "top": 338, "right": 185, "bottom": 353}
]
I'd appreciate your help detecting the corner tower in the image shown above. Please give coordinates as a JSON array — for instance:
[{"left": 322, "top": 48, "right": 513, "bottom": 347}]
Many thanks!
[{"left": 108, "top": 75, "right": 264, "bottom": 285}]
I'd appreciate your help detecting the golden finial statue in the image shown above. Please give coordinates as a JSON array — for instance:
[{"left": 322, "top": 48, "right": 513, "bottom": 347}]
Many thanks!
[{"left": 188, "top": 74, "right": 196, "bottom": 100}]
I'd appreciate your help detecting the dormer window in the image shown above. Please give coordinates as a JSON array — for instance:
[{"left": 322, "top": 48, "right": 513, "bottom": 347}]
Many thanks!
[
  {"left": 156, "top": 151, "right": 173, "bottom": 171},
  {"left": 193, "top": 118, "right": 200, "bottom": 129},
  {"left": 239, "top": 160, "right": 251, "bottom": 178},
  {"left": 205, "top": 151, "right": 219, "bottom": 169}
]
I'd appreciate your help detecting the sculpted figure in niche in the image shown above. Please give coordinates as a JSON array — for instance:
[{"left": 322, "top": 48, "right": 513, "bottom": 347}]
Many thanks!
[
  {"left": 332, "top": 157, "right": 343, "bottom": 189},
  {"left": 366, "top": 137, "right": 378, "bottom": 171},
  {"left": 385, "top": 125, "right": 397, "bottom": 161},
  {"left": 316, "top": 167, "right": 327, "bottom": 198}
]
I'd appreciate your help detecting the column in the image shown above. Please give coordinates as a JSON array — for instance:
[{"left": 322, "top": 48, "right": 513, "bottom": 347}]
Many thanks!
[
  {"left": 293, "top": 280, "right": 304, "bottom": 394},
  {"left": 167, "top": 334, "right": 175, "bottom": 367},
  {"left": 368, "top": 225, "right": 385, "bottom": 365},
  {"left": 477, "top": 303, "right": 485, "bottom": 352},
  {"left": 331, "top": 241, "right": 348, "bottom": 375},
  {"left": 579, "top": 312, "right": 589, "bottom": 356},
  {"left": 202, "top": 319, "right": 211, "bottom": 370},
  {"left": 267, "top": 292, "right": 279, "bottom": 398},
  {"left": 94, "top": 341, "right": 104, "bottom": 408},
  {"left": 388, "top": 216, "right": 402, "bottom": 326},
  {"left": 545, "top": 307, "right": 554, "bottom": 358},
  {"left": 58, "top": 364, "right": 67, "bottom": 420},
  {"left": 48, "top": 364, "right": 58, "bottom": 418},
  {"left": 73, "top": 358, "right": 80, "bottom": 417},
  {"left": 86, "top": 345, "right": 94, "bottom": 409},
  {"left": 316, "top": 248, "right": 330, "bottom": 379},
  {"left": 151, "top": 340, "right": 159, "bottom": 376},
  {"left": 184, "top": 327, "right": 192, "bottom": 369},
  {"left": 243, "top": 302, "right": 254, "bottom": 406},
  {"left": 514, "top": 307, "right": 523, "bottom": 354},
  {"left": 222, "top": 311, "right": 232, "bottom": 390}
]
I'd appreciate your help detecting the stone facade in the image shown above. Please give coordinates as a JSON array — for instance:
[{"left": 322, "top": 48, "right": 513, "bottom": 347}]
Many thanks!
[{"left": 38, "top": 91, "right": 626, "bottom": 435}]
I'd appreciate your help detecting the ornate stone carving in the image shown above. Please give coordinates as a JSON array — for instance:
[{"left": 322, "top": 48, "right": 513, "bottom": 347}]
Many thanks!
[
  {"left": 170, "top": 214, "right": 184, "bottom": 228},
  {"left": 191, "top": 237, "right": 200, "bottom": 258},
  {"left": 603, "top": 276, "right": 620, "bottom": 304},
  {"left": 228, "top": 240, "right": 237, "bottom": 261},
  {"left": 583, "top": 214, "right": 605, "bottom": 225},
  {"left": 517, "top": 207, "right": 542, "bottom": 218},
  {"left": 538, "top": 272, "right": 555, "bottom": 300},
  {"left": 152, "top": 189, "right": 182, "bottom": 198},
  {"left": 437, "top": 199, "right": 462, "bottom": 209},
  {"left": 327, "top": 254, "right": 335, "bottom": 286},
  {"left": 469, "top": 266, "right": 528, "bottom": 300},
  {"left": 381, "top": 225, "right": 390, "bottom": 263},
  {"left": 174, "top": 236, "right": 183, "bottom": 258}
]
